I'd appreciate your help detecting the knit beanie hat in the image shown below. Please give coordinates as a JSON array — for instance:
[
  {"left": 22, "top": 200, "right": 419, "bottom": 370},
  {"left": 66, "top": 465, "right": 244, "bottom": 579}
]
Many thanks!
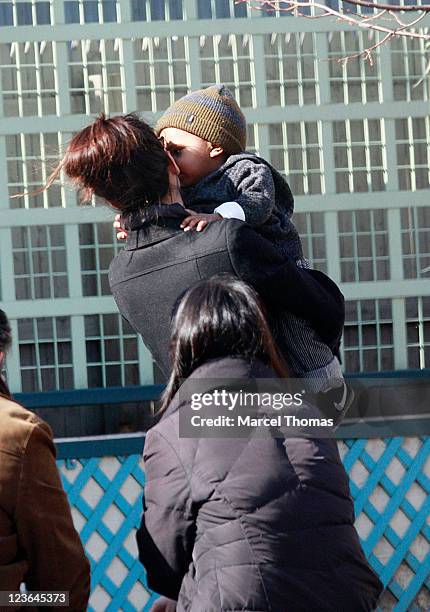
[{"left": 155, "top": 84, "right": 247, "bottom": 155}]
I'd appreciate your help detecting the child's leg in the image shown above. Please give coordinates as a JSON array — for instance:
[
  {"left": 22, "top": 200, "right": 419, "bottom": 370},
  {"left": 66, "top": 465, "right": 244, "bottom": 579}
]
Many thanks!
[
  {"left": 272, "top": 311, "right": 342, "bottom": 389},
  {"left": 271, "top": 312, "right": 353, "bottom": 424}
]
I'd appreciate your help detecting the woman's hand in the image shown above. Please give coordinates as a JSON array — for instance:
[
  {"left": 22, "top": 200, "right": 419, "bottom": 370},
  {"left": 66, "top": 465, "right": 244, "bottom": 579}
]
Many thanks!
[
  {"left": 149, "top": 596, "right": 177, "bottom": 612},
  {"left": 180, "top": 212, "right": 222, "bottom": 232},
  {"left": 113, "top": 214, "right": 128, "bottom": 240}
]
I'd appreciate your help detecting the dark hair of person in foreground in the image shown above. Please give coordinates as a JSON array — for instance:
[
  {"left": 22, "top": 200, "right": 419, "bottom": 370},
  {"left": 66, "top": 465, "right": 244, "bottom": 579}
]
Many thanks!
[
  {"left": 160, "top": 274, "right": 289, "bottom": 412},
  {"left": 0, "top": 309, "right": 12, "bottom": 399}
]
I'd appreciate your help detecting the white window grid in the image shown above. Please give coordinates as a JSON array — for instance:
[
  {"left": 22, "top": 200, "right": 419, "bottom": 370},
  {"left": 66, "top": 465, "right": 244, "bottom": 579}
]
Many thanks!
[
  {"left": 246, "top": 123, "right": 258, "bottom": 155},
  {"left": 17, "top": 316, "right": 73, "bottom": 392},
  {"left": 12, "top": 225, "right": 69, "bottom": 300},
  {"left": 294, "top": 212, "right": 327, "bottom": 272},
  {"left": 0, "top": 41, "right": 57, "bottom": 117},
  {"left": 396, "top": 117, "right": 430, "bottom": 192},
  {"left": 391, "top": 31, "right": 430, "bottom": 103},
  {"left": 0, "top": 0, "right": 52, "bottom": 27},
  {"left": 0, "top": 5, "right": 425, "bottom": 388},
  {"left": 328, "top": 31, "right": 382, "bottom": 104},
  {"left": 68, "top": 38, "right": 125, "bottom": 114},
  {"left": 79, "top": 222, "right": 121, "bottom": 296},
  {"left": 259, "top": 1, "right": 307, "bottom": 17},
  {"left": 85, "top": 313, "right": 140, "bottom": 387},
  {"left": 264, "top": 33, "right": 319, "bottom": 106},
  {"left": 199, "top": 34, "right": 255, "bottom": 108},
  {"left": 338, "top": 209, "right": 390, "bottom": 283},
  {"left": 133, "top": 36, "right": 190, "bottom": 113},
  {"left": 343, "top": 299, "right": 394, "bottom": 373},
  {"left": 64, "top": 0, "right": 120, "bottom": 24},
  {"left": 268, "top": 121, "right": 324, "bottom": 196},
  {"left": 197, "top": 0, "right": 249, "bottom": 19},
  {"left": 6, "top": 132, "right": 64, "bottom": 209},
  {"left": 401, "top": 207, "right": 430, "bottom": 280},
  {"left": 131, "top": 0, "right": 184, "bottom": 21},
  {"left": 405, "top": 297, "right": 430, "bottom": 369},
  {"left": 333, "top": 119, "right": 387, "bottom": 194}
]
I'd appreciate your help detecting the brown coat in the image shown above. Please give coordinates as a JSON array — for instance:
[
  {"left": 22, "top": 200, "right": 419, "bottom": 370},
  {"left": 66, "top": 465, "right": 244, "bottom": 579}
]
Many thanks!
[{"left": 0, "top": 395, "right": 90, "bottom": 611}]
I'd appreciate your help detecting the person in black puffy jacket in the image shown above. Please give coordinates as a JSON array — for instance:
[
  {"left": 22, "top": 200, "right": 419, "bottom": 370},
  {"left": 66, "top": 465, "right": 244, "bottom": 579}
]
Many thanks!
[{"left": 136, "top": 276, "right": 383, "bottom": 612}]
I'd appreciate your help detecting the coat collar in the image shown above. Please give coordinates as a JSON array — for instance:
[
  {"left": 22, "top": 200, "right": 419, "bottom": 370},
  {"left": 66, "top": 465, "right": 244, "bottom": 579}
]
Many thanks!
[
  {"left": 161, "top": 357, "right": 276, "bottom": 420},
  {"left": 124, "top": 203, "right": 188, "bottom": 250}
]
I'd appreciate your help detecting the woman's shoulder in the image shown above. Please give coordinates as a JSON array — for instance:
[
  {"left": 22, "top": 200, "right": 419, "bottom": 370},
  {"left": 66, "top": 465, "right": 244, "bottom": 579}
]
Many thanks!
[
  {"left": 0, "top": 395, "right": 51, "bottom": 457},
  {"left": 188, "top": 356, "right": 276, "bottom": 379}
]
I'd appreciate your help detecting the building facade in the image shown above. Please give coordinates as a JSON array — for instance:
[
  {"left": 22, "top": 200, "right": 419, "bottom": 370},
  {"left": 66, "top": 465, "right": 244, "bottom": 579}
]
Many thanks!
[{"left": 0, "top": 0, "right": 429, "bottom": 394}]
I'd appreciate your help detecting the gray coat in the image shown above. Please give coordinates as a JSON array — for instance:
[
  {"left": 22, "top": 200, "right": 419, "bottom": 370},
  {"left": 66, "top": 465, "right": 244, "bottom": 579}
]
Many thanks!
[
  {"left": 109, "top": 206, "right": 344, "bottom": 377},
  {"left": 137, "top": 357, "right": 382, "bottom": 611}
]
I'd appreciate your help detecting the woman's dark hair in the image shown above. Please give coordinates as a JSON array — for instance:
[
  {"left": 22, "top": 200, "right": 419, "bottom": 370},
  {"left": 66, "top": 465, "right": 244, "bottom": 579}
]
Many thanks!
[
  {"left": 0, "top": 309, "right": 12, "bottom": 399},
  {"left": 160, "top": 275, "right": 289, "bottom": 413},
  {"left": 43, "top": 113, "right": 170, "bottom": 212}
]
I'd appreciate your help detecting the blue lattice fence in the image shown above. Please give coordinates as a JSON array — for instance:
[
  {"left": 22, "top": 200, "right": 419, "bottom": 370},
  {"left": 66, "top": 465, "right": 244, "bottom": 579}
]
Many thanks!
[
  {"left": 340, "top": 437, "right": 430, "bottom": 612},
  {"left": 57, "top": 437, "right": 430, "bottom": 612},
  {"left": 59, "top": 455, "right": 155, "bottom": 612}
]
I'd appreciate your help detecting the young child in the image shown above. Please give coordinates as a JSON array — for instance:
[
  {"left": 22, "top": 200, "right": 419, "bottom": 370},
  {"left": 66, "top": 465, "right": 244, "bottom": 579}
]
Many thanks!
[{"left": 154, "top": 84, "right": 307, "bottom": 266}]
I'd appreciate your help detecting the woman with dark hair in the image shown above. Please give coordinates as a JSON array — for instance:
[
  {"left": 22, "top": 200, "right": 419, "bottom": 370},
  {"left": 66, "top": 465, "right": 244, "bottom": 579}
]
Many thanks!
[
  {"left": 136, "top": 275, "right": 382, "bottom": 611},
  {"left": 43, "top": 113, "right": 347, "bottom": 408},
  {"left": 0, "top": 310, "right": 91, "bottom": 608}
]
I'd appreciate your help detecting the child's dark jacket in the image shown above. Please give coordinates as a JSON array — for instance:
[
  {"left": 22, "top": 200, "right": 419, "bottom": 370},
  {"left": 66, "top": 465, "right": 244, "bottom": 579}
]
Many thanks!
[{"left": 182, "top": 152, "right": 304, "bottom": 261}]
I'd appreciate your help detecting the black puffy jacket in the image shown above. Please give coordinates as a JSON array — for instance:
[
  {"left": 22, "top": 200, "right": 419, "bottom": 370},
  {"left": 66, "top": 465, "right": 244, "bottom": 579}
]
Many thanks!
[{"left": 137, "top": 357, "right": 382, "bottom": 611}]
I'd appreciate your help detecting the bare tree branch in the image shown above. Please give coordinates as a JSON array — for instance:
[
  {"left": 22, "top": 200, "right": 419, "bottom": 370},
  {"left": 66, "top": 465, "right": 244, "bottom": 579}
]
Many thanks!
[
  {"left": 341, "top": 1, "right": 430, "bottom": 12},
  {"left": 239, "top": 2, "right": 430, "bottom": 41},
  {"left": 239, "top": 1, "right": 430, "bottom": 64}
]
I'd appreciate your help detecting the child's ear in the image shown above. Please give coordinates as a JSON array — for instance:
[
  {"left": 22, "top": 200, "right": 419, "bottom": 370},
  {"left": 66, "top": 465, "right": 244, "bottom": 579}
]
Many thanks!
[
  {"left": 209, "top": 145, "right": 224, "bottom": 159},
  {"left": 165, "top": 150, "right": 180, "bottom": 175}
]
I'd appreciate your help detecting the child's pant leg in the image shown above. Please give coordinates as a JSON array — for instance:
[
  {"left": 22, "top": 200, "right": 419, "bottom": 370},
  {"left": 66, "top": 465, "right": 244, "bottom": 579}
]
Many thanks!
[{"left": 272, "top": 311, "right": 344, "bottom": 393}]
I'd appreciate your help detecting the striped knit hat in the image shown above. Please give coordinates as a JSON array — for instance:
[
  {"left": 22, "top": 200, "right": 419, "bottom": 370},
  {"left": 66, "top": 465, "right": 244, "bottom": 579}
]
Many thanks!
[{"left": 155, "top": 84, "right": 247, "bottom": 155}]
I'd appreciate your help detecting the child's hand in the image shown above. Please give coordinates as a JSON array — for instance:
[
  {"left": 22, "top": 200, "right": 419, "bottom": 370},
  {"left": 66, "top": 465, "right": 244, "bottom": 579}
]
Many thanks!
[
  {"left": 180, "top": 211, "right": 222, "bottom": 232},
  {"left": 113, "top": 214, "right": 128, "bottom": 240}
]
